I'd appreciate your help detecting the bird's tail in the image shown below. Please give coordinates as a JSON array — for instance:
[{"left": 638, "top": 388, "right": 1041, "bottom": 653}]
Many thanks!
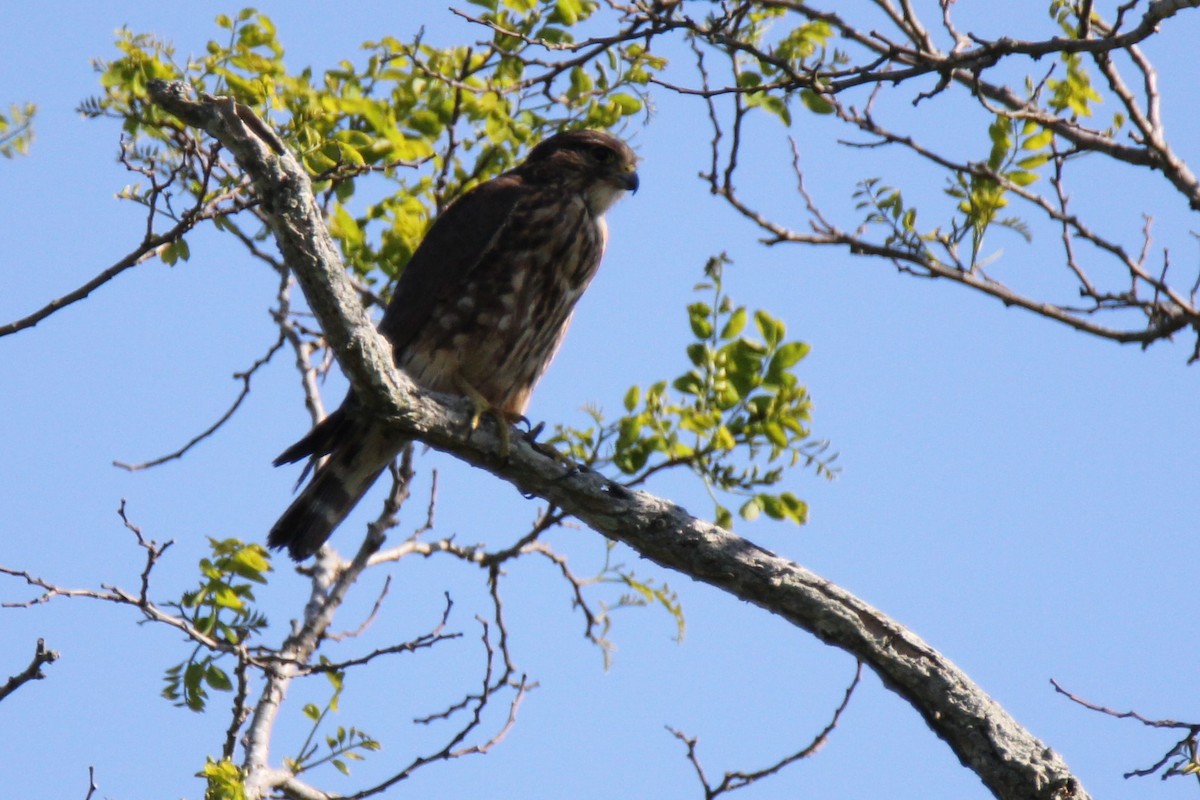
[{"left": 268, "top": 411, "right": 404, "bottom": 561}]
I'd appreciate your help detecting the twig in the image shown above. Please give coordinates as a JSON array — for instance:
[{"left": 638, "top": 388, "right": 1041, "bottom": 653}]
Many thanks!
[
  {"left": 343, "top": 614, "right": 531, "bottom": 800},
  {"left": 0, "top": 139, "right": 253, "bottom": 338},
  {"left": 113, "top": 333, "right": 287, "bottom": 471},
  {"left": 327, "top": 576, "right": 392, "bottom": 642},
  {"left": 0, "top": 237, "right": 174, "bottom": 337},
  {"left": 116, "top": 499, "right": 173, "bottom": 605},
  {"left": 298, "top": 593, "right": 460, "bottom": 674},
  {"left": 1051, "top": 678, "right": 1200, "bottom": 781},
  {"left": 223, "top": 653, "right": 252, "bottom": 760},
  {"left": 669, "top": 660, "right": 863, "bottom": 797},
  {"left": 0, "top": 639, "right": 59, "bottom": 702}
]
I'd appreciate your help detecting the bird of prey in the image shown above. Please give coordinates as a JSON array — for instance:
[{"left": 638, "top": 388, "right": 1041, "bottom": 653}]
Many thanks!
[{"left": 268, "top": 129, "right": 639, "bottom": 560}]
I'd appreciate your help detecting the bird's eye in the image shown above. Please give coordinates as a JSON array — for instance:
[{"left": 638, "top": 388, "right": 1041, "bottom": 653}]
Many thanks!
[{"left": 590, "top": 145, "right": 615, "bottom": 164}]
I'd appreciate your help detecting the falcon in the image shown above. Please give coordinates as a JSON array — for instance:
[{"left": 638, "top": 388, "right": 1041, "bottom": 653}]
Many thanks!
[{"left": 268, "top": 129, "right": 639, "bottom": 560}]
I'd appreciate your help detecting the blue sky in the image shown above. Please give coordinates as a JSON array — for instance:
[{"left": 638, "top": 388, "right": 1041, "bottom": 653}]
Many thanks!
[{"left": 1, "top": 3, "right": 1198, "bottom": 799}]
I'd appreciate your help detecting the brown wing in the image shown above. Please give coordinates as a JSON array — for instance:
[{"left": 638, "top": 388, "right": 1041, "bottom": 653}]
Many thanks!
[
  {"left": 378, "top": 174, "right": 526, "bottom": 355},
  {"left": 272, "top": 173, "right": 526, "bottom": 468}
]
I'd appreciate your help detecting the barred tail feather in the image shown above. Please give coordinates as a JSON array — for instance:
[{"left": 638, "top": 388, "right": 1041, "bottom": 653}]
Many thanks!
[
  {"left": 273, "top": 407, "right": 350, "bottom": 467},
  {"left": 268, "top": 413, "right": 404, "bottom": 560}
]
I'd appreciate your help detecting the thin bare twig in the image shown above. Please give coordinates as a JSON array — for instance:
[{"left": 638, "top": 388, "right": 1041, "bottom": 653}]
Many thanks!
[
  {"left": 0, "top": 639, "right": 59, "bottom": 703},
  {"left": 342, "top": 615, "right": 532, "bottom": 800},
  {"left": 1051, "top": 678, "right": 1200, "bottom": 782},
  {"left": 223, "top": 653, "right": 252, "bottom": 760},
  {"left": 112, "top": 333, "right": 287, "bottom": 471},
  {"left": 297, "top": 593, "right": 461, "bottom": 674},
  {"left": 669, "top": 660, "right": 863, "bottom": 798},
  {"left": 1, "top": 136, "right": 254, "bottom": 338}
]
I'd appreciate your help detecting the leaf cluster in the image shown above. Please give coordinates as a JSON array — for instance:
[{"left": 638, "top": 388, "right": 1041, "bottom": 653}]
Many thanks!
[
  {"left": 732, "top": 12, "right": 839, "bottom": 125},
  {"left": 0, "top": 101, "right": 36, "bottom": 158},
  {"left": 287, "top": 670, "right": 381, "bottom": 777},
  {"left": 199, "top": 758, "right": 246, "bottom": 800},
  {"left": 553, "top": 256, "right": 836, "bottom": 530},
  {"left": 162, "top": 538, "right": 270, "bottom": 712},
  {"left": 853, "top": 113, "right": 1057, "bottom": 269},
  {"left": 82, "top": 6, "right": 658, "bottom": 296},
  {"left": 944, "top": 115, "right": 1050, "bottom": 261}
]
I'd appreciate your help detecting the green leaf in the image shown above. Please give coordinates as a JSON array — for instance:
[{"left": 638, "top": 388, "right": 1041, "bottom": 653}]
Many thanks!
[
  {"left": 303, "top": 148, "right": 338, "bottom": 173},
  {"left": 1005, "top": 170, "right": 1038, "bottom": 187},
  {"left": 764, "top": 422, "right": 789, "bottom": 448},
  {"left": 623, "top": 385, "right": 640, "bottom": 412},
  {"left": 739, "top": 497, "right": 761, "bottom": 521},
  {"left": 713, "top": 425, "right": 736, "bottom": 451},
  {"left": 212, "top": 585, "right": 245, "bottom": 610},
  {"left": 568, "top": 65, "right": 592, "bottom": 99},
  {"left": 198, "top": 758, "right": 246, "bottom": 800},
  {"left": 205, "top": 665, "right": 233, "bottom": 691},
  {"left": 767, "top": 341, "right": 810, "bottom": 381},
  {"left": 552, "top": 0, "right": 586, "bottom": 25},
  {"left": 673, "top": 371, "right": 703, "bottom": 396},
  {"left": 715, "top": 505, "right": 733, "bottom": 529},
  {"left": 329, "top": 203, "right": 364, "bottom": 249},
  {"left": 779, "top": 492, "right": 809, "bottom": 524},
  {"left": 800, "top": 89, "right": 834, "bottom": 115},
  {"left": 737, "top": 71, "right": 763, "bottom": 89},
  {"left": 0, "top": 101, "right": 37, "bottom": 158},
  {"left": 1021, "top": 128, "right": 1054, "bottom": 150},
  {"left": 746, "top": 92, "right": 791, "bottom": 126},
  {"left": 609, "top": 93, "right": 642, "bottom": 115},
  {"left": 726, "top": 338, "right": 767, "bottom": 395},
  {"left": 160, "top": 238, "right": 190, "bottom": 266},
  {"left": 720, "top": 306, "right": 747, "bottom": 340},
  {"left": 687, "top": 302, "right": 713, "bottom": 339},
  {"left": 227, "top": 546, "right": 271, "bottom": 582},
  {"left": 759, "top": 494, "right": 785, "bottom": 520},
  {"left": 754, "top": 310, "right": 785, "bottom": 347},
  {"left": 332, "top": 129, "right": 373, "bottom": 148}
]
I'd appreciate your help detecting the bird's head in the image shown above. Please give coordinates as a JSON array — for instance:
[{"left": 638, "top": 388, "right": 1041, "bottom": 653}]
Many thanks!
[{"left": 520, "top": 129, "right": 639, "bottom": 214}]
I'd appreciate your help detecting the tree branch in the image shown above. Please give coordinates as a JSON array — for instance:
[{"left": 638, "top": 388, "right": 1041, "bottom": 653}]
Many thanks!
[
  {"left": 147, "top": 79, "right": 1091, "bottom": 800},
  {"left": 669, "top": 659, "right": 863, "bottom": 797},
  {"left": 113, "top": 332, "right": 287, "bottom": 471},
  {"left": 0, "top": 639, "right": 59, "bottom": 703}
]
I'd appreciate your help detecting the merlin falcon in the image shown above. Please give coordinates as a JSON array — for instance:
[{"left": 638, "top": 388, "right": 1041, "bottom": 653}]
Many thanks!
[{"left": 268, "top": 129, "right": 639, "bottom": 560}]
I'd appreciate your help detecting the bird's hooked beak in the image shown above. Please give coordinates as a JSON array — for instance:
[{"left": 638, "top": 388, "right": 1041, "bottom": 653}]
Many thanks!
[{"left": 618, "top": 169, "right": 640, "bottom": 194}]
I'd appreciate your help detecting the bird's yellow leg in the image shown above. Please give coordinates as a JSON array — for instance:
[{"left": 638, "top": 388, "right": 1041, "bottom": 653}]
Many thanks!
[{"left": 453, "top": 374, "right": 512, "bottom": 457}]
